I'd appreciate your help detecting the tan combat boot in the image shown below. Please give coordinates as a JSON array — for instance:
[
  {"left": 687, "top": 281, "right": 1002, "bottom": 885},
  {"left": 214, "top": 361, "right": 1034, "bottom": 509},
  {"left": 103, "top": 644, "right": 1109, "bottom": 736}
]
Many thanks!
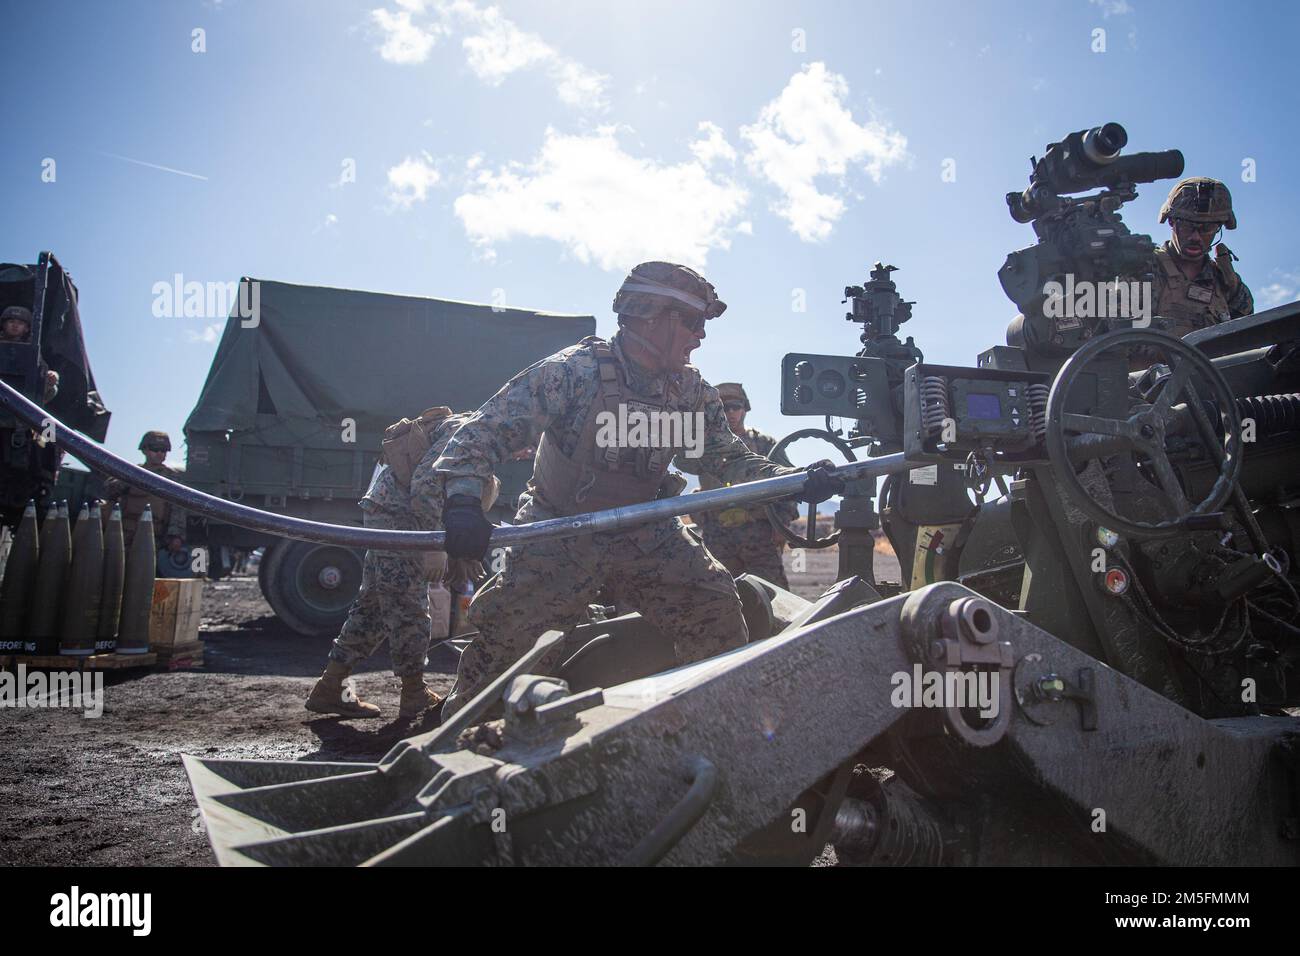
[
  {"left": 399, "top": 674, "right": 443, "bottom": 719},
  {"left": 305, "top": 660, "right": 382, "bottom": 718}
]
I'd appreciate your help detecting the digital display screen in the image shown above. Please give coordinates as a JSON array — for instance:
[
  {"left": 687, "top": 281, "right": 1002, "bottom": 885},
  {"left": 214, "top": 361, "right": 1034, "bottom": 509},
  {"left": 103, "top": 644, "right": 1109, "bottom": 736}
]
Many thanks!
[{"left": 966, "top": 393, "right": 1001, "bottom": 420}]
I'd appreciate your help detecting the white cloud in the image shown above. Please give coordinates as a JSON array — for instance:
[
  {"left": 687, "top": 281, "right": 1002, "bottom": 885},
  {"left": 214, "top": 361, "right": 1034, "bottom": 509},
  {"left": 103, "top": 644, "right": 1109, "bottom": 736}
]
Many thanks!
[
  {"left": 740, "top": 62, "right": 908, "bottom": 243},
  {"left": 551, "top": 60, "right": 610, "bottom": 112},
  {"left": 690, "top": 121, "right": 737, "bottom": 166},
  {"left": 1090, "top": 0, "right": 1134, "bottom": 17},
  {"left": 386, "top": 153, "right": 442, "bottom": 209},
  {"left": 1258, "top": 273, "right": 1300, "bottom": 309},
  {"left": 457, "top": 3, "right": 551, "bottom": 82},
  {"left": 187, "top": 322, "right": 223, "bottom": 344},
  {"left": 371, "top": 7, "right": 442, "bottom": 64},
  {"left": 369, "top": 1, "right": 608, "bottom": 110},
  {"left": 453, "top": 126, "right": 749, "bottom": 271}
]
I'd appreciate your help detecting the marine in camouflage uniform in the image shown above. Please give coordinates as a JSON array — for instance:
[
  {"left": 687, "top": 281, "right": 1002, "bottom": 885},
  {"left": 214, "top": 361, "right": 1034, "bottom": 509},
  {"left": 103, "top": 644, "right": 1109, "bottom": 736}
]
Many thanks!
[
  {"left": 1152, "top": 177, "right": 1253, "bottom": 338},
  {"left": 435, "top": 262, "right": 837, "bottom": 720},
  {"left": 306, "top": 410, "right": 495, "bottom": 720},
  {"left": 102, "top": 431, "right": 187, "bottom": 549},
  {"left": 691, "top": 382, "right": 797, "bottom": 589}
]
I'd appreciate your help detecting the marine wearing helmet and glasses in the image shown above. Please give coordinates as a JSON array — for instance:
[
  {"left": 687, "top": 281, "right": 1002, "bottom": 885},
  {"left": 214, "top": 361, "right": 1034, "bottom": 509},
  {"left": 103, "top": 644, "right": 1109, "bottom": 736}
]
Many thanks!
[
  {"left": 1153, "top": 177, "right": 1253, "bottom": 339},
  {"left": 433, "top": 261, "right": 841, "bottom": 719}
]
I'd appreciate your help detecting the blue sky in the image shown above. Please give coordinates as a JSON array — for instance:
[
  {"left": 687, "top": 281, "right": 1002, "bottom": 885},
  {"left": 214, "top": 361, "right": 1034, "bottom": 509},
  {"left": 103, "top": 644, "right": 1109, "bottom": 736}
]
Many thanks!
[{"left": 4, "top": 0, "right": 1298, "bottom": 466}]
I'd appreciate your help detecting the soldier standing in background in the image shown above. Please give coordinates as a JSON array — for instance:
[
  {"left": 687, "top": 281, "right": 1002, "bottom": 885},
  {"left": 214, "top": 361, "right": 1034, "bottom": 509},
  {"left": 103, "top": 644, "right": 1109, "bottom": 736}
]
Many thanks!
[
  {"left": 692, "top": 382, "right": 797, "bottom": 589},
  {"left": 305, "top": 408, "right": 498, "bottom": 721},
  {"left": 1153, "top": 177, "right": 1253, "bottom": 337},
  {"left": 103, "top": 431, "right": 186, "bottom": 550},
  {"left": 435, "top": 261, "right": 842, "bottom": 720}
]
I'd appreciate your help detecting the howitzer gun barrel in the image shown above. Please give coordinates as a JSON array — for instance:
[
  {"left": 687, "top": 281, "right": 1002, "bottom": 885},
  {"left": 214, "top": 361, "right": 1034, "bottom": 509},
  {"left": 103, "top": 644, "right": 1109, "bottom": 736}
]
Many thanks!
[{"left": 0, "top": 378, "right": 913, "bottom": 553}]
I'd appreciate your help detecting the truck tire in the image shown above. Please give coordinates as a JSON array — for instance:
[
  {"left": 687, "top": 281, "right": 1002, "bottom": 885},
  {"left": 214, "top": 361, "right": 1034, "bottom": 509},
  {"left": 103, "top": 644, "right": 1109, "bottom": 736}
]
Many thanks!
[
  {"left": 257, "top": 541, "right": 281, "bottom": 607},
  {"left": 263, "top": 540, "right": 365, "bottom": 637}
]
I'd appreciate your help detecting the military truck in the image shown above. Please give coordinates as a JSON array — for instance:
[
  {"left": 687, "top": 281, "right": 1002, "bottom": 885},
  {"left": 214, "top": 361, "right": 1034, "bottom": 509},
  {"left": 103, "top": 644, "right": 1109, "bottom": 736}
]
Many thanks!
[{"left": 182, "top": 278, "right": 594, "bottom": 635}]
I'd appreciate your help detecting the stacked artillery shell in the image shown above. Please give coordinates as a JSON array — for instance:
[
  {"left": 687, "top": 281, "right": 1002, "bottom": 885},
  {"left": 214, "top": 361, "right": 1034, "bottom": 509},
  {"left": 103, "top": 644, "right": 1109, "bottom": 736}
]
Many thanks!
[
  {"left": 117, "top": 506, "right": 155, "bottom": 654},
  {"left": 0, "top": 501, "right": 40, "bottom": 647},
  {"left": 60, "top": 504, "right": 105, "bottom": 656},
  {"left": 97, "top": 504, "right": 126, "bottom": 653},
  {"left": 29, "top": 501, "right": 70, "bottom": 655}
]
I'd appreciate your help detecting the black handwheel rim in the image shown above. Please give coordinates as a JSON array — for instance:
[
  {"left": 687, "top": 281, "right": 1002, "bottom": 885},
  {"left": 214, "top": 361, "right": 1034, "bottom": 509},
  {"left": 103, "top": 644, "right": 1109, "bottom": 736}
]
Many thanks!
[
  {"left": 765, "top": 428, "right": 858, "bottom": 550},
  {"left": 1044, "top": 329, "right": 1242, "bottom": 539}
]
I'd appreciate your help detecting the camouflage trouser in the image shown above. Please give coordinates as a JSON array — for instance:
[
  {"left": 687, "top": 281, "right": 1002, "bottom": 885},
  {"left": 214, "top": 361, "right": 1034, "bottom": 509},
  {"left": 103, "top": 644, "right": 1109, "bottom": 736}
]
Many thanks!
[
  {"left": 694, "top": 515, "right": 789, "bottom": 589},
  {"left": 328, "top": 507, "right": 443, "bottom": 678},
  {"left": 442, "top": 523, "right": 747, "bottom": 718}
]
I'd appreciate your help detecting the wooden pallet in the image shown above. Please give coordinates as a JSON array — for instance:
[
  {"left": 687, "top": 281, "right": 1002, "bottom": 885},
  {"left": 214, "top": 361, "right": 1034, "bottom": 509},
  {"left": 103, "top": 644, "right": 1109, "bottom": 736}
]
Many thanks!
[{"left": 0, "top": 651, "right": 158, "bottom": 671}]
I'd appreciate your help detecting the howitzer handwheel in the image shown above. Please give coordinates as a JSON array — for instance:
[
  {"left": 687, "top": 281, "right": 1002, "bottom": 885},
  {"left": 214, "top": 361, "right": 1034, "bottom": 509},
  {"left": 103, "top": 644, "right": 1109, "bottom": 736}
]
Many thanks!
[
  {"left": 1045, "top": 330, "right": 1242, "bottom": 539},
  {"left": 766, "top": 428, "right": 857, "bottom": 550}
]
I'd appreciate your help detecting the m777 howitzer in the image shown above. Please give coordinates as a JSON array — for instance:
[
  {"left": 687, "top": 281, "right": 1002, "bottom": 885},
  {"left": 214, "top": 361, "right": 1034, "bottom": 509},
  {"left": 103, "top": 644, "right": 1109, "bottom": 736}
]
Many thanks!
[{"left": 6, "top": 125, "right": 1299, "bottom": 867}]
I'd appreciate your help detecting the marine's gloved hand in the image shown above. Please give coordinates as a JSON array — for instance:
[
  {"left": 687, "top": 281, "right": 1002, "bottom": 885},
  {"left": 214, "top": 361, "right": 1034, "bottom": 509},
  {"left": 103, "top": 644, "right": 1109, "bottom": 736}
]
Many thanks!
[
  {"left": 446, "top": 557, "right": 486, "bottom": 591},
  {"left": 443, "top": 494, "right": 493, "bottom": 560},
  {"left": 798, "top": 459, "right": 845, "bottom": 504}
]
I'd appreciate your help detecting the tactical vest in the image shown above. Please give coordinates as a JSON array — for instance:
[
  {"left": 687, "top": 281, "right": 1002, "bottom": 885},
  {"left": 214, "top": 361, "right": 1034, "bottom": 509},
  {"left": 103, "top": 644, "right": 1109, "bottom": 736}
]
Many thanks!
[
  {"left": 381, "top": 406, "right": 455, "bottom": 488},
  {"left": 1153, "top": 247, "right": 1233, "bottom": 339},
  {"left": 119, "top": 462, "right": 177, "bottom": 542},
  {"left": 532, "top": 338, "right": 696, "bottom": 515}
]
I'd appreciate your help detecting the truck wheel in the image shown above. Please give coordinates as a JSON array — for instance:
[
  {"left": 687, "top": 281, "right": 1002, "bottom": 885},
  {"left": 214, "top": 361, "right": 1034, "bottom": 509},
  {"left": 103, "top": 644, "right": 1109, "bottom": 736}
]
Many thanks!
[
  {"left": 264, "top": 540, "right": 364, "bottom": 637},
  {"left": 257, "top": 541, "right": 281, "bottom": 607}
]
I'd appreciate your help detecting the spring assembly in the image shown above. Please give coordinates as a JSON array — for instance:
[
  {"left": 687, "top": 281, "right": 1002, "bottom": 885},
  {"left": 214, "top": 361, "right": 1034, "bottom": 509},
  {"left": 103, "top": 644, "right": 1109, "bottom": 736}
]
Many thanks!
[
  {"left": 1235, "top": 393, "right": 1300, "bottom": 434},
  {"left": 920, "top": 375, "right": 951, "bottom": 436},
  {"left": 1026, "top": 382, "right": 1050, "bottom": 444}
]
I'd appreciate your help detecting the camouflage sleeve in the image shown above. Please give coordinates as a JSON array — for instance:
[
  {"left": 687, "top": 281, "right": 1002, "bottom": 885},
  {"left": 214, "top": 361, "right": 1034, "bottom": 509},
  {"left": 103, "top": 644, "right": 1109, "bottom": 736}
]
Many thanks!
[
  {"left": 1227, "top": 275, "right": 1254, "bottom": 318},
  {"left": 408, "top": 467, "right": 444, "bottom": 532},
  {"left": 675, "top": 383, "right": 799, "bottom": 485},
  {"left": 752, "top": 431, "right": 799, "bottom": 522},
  {"left": 434, "top": 356, "right": 578, "bottom": 501},
  {"left": 166, "top": 503, "right": 188, "bottom": 539}
]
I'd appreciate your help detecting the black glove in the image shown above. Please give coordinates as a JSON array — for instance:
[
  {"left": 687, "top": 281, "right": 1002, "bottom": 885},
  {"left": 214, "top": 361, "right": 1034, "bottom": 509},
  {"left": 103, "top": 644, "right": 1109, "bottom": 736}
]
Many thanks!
[
  {"left": 443, "top": 494, "right": 493, "bottom": 560},
  {"left": 798, "top": 460, "right": 845, "bottom": 504}
]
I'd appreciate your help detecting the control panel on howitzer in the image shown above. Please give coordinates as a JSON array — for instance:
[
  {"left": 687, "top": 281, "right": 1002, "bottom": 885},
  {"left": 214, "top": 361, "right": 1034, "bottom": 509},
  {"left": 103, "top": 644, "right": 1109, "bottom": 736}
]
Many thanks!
[{"left": 778, "top": 264, "right": 1018, "bottom": 597}]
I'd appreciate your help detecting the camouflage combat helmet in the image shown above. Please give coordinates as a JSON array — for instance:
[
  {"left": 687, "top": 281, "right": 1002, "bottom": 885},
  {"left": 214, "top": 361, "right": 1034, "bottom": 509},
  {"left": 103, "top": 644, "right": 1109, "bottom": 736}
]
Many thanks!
[
  {"left": 613, "top": 262, "right": 727, "bottom": 323},
  {"left": 716, "top": 382, "right": 750, "bottom": 411},
  {"left": 139, "top": 431, "right": 171, "bottom": 452},
  {"left": 1159, "top": 177, "right": 1237, "bottom": 230},
  {"left": 2, "top": 305, "right": 33, "bottom": 327}
]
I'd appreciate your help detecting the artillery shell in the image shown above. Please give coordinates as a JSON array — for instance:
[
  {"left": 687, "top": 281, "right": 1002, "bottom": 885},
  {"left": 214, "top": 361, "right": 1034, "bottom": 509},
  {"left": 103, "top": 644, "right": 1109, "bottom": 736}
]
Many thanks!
[
  {"left": 0, "top": 501, "right": 40, "bottom": 647},
  {"left": 60, "top": 504, "right": 104, "bottom": 656},
  {"left": 117, "top": 505, "right": 156, "bottom": 654},
  {"left": 97, "top": 504, "right": 126, "bottom": 650},
  {"left": 29, "top": 501, "right": 70, "bottom": 655}
]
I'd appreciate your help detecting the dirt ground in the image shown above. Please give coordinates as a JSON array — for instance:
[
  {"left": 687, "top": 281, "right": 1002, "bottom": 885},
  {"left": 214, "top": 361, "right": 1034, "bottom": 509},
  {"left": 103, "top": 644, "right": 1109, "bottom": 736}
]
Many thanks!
[{"left": 0, "top": 545, "right": 897, "bottom": 867}]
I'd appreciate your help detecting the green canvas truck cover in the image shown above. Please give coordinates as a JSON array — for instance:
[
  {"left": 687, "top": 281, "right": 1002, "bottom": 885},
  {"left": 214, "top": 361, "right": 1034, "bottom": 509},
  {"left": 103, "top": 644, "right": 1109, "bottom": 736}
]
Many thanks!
[{"left": 185, "top": 278, "right": 596, "bottom": 437}]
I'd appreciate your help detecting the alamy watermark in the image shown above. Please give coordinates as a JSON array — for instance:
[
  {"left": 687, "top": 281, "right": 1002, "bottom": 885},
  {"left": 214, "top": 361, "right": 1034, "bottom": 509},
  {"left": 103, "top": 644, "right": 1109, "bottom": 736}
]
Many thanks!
[
  {"left": 152, "top": 274, "right": 260, "bottom": 327},
  {"left": 594, "top": 403, "right": 705, "bottom": 459},
  {"left": 1043, "top": 275, "right": 1152, "bottom": 326},
  {"left": 890, "top": 663, "right": 1000, "bottom": 719},
  {"left": 49, "top": 886, "right": 150, "bottom": 936},
  {"left": 0, "top": 665, "right": 104, "bottom": 718}
]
